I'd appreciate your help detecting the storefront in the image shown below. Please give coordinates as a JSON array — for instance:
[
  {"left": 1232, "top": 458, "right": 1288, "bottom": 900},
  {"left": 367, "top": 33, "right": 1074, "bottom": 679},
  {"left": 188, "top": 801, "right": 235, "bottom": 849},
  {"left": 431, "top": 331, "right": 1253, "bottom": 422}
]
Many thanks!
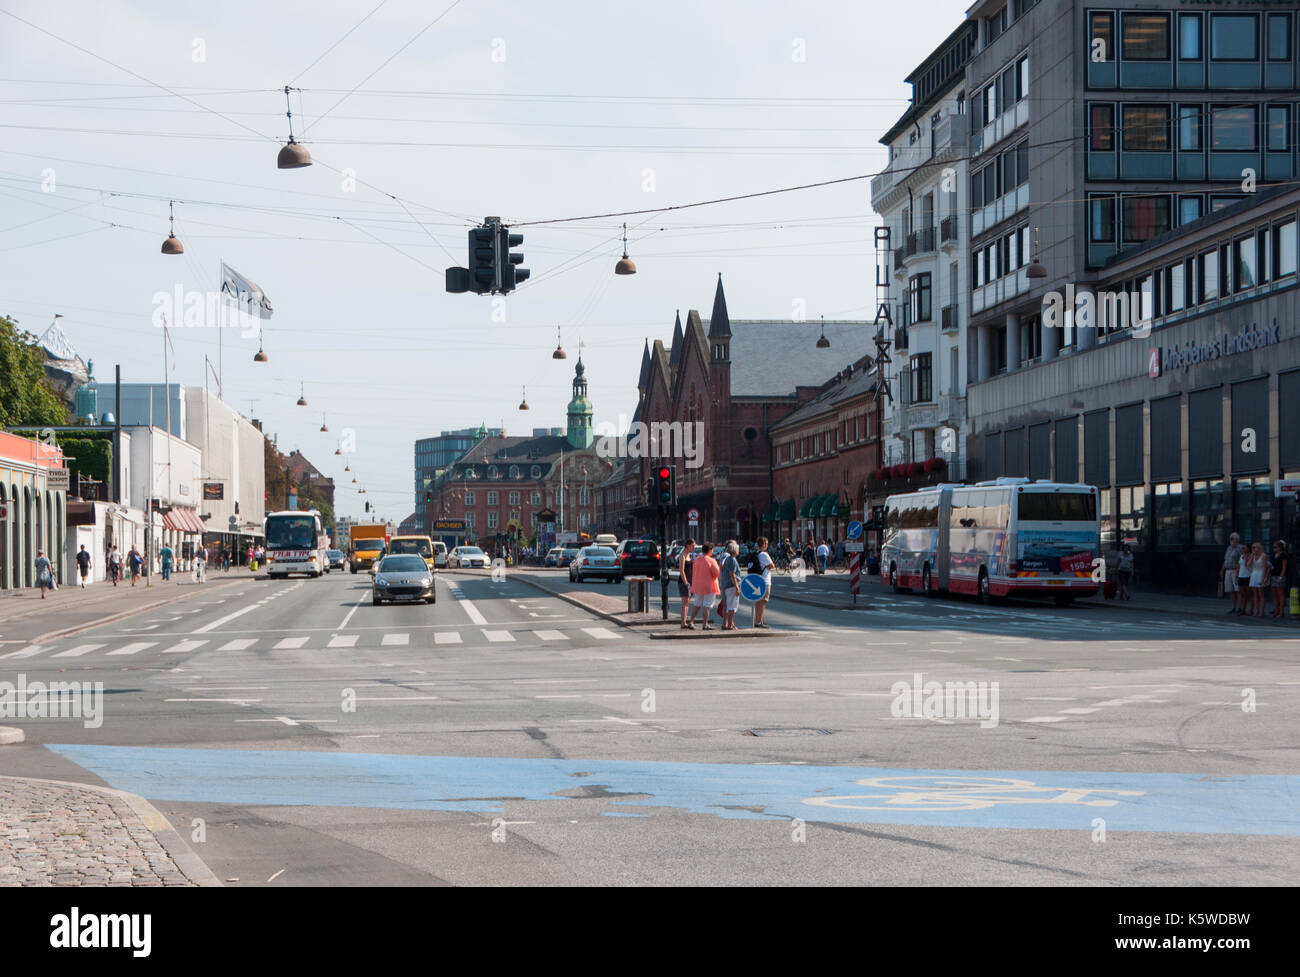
[{"left": 0, "top": 431, "right": 68, "bottom": 589}]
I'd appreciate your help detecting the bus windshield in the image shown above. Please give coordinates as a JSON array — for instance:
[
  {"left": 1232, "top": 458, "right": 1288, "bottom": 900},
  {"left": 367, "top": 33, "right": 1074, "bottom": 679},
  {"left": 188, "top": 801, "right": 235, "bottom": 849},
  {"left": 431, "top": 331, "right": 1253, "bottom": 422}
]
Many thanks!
[
  {"left": 390, "top": 539, "right": 432, "bottom": 557},
  {"left": 1018, "top": 492, "right": 1097, "bottom": 522},
  {"left": 266, "top": 516, "right": 318, "bottom": 548}
]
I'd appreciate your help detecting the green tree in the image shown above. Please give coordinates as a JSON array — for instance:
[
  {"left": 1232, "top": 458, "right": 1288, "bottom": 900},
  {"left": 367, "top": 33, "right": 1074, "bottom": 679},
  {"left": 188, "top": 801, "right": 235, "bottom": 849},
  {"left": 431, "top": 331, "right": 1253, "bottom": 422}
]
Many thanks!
[{"left": 0, "top": 315, "right": 68, "bottom": 426}]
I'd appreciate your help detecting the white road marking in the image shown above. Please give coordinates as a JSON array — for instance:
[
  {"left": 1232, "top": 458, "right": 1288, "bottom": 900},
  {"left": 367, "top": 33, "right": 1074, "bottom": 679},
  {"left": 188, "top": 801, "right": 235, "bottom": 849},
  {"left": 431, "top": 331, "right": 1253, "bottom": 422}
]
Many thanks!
[
  {"left": 433, "top": 632, "right": 462, "bottom": 645},
  {"left": 108, "top": 642, "right": 157, "bottom": 656},
  {"left": 274, "top": 716, "right": 300, "bottom": 726},
  {"left": 455, "top": 593, "right": 488, "bottom": 625},
  {"left": 337, "top": 594, "right": 366, "bottom": 630},
  {"left": 266, "top": 869, "right": 286, "bottom": 883},
  {"left": 482, "top": 630, "right": 515, "bottom": 642},
  {"left": 194, "top": 604, "right": 260, "bottom": 633},
  {"left": 217, "top": 639, "right": 257, "bottom": 651},
  {"left": 166, "top": 697, "right": 261, "bottom": 704},
  {"left": 1025, "top": 697, "right": 1077, "bottom": 701},
  {"left": 327, "top": 635, "right": 359, "bottom": 648},
  {"left": 532, "top": 630, "right": 568, "bottom": 641},
  {"left": 580, "top": 627, "right": 621, "bottom": 640},
  {"left": 274, "top": 637, "right": 310, "bottom": 649},
  {"left": 162, "top": 640, "right": 208, "bottom": 654},
  {"left": 1021, "top": 716, "right": 1066, "bottom": 723},
  {"left": 0, "top": 645, "right": 46, "bottom": 659},
  {"left": 1058, "top": 707, "right": 1100, "bottom": 714},
  {"left": 381, "top": 633, "right": 409, "bottom": 646},
  {"left": 51, "top": 644, "right": 105, "bottom": 658}
]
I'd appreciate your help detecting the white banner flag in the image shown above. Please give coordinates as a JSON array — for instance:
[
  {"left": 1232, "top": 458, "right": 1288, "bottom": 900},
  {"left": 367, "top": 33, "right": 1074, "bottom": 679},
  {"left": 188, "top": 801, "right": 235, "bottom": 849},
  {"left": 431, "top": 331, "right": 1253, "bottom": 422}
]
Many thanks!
[{"left": 220, "top": 262, "right": 274, "bottom": 319}]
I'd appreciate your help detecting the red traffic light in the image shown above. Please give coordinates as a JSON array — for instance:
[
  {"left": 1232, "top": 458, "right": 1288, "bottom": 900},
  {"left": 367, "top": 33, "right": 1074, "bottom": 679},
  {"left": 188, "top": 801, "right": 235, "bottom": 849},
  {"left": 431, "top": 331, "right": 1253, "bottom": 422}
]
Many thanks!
[{"left": 657, "top": 467, "right": 670, "bottom": 479}]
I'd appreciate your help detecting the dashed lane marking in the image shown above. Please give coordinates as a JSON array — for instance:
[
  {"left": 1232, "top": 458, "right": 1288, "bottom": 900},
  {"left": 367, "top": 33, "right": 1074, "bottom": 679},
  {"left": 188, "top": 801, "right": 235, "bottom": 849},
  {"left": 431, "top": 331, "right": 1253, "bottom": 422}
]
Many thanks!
[{"left": 51, "top": 644, "right": 105, "bottom": 658}]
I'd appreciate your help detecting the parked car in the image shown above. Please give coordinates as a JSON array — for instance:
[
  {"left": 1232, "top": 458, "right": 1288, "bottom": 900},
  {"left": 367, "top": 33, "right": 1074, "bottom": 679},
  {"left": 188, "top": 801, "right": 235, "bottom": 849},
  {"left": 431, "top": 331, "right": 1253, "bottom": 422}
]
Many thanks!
[
  {"left": 545, "top": 546, "right": 564, "bottom": 567},
  {"left": 325, "top": 549, "right": 345, "bottom": 571},
  {"left": 615, "top": 538, "right": 660, "bottom": 579},
  {"left": 568, "top": 546, "right": 620, "bottom": 583},
  {"left": 371, "top": 554, "right": 436, "bottom": 605},
  {"left": 448, "top": 546, "right": 489, "bottom": 569}
]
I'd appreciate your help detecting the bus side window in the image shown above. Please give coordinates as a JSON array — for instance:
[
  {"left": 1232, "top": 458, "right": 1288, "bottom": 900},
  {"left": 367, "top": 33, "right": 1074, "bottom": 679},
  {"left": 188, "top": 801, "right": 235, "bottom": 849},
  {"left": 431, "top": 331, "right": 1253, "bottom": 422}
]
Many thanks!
[{"left": 994, "top": 490, "right": 1011, "bottom": 529}]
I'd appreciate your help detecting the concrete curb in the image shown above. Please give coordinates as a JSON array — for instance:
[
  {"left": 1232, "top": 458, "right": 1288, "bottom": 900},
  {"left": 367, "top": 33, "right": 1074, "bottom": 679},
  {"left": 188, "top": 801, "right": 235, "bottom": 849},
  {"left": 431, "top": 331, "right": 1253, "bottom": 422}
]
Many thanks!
[
  {"left": 512, "top": 573, "right": 641, "bottom": 628},
  {"left": 28, "top": 579, "right": 245, "bottom": 644},
  {"left": 0, "top": 774, "right": 222, "bottom": 887},
  {"left": 0, "top": 726, "right": 24, "bottom": 745}
]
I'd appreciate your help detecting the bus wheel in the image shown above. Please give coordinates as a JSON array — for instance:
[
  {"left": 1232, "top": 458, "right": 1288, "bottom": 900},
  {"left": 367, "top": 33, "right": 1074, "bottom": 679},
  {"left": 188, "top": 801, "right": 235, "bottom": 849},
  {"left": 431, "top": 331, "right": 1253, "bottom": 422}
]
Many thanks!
[
  {"left": 1054, "top": 593, "right": 1074, "bottom": 607},
  {"left": 890, "top": 565, "right": 904, "bottom": 594},
  {"left": 922, "top": 566, "right": 934, "bottom": 596},
  {"left": 978, "top": 570, "right": 991, "bottom": 604}
]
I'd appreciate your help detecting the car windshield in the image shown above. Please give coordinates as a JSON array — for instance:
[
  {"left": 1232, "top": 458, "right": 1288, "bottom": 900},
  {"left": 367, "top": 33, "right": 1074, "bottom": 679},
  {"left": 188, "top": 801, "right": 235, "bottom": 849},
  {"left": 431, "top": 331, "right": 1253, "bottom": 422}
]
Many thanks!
[
  {"left": 584, "top": 547, "right": 615, "bottom": 558},
  {"left": 327, "top": 550, "right": 342, "bottom": 558},
  {"left": 354, "top": 538, "right": 384, "bottom": 550},
  {"left": 459, "top": 547, "right": 484, "bottom": 556},
  {"left": 390, "top": 539, "right": 432, "bottom": 557},
  {"left": 380, "top": 556, "right": 427, "bottom": 572},
  {"left": 625, "top": 541, "right": 657, "bottom": 556}
]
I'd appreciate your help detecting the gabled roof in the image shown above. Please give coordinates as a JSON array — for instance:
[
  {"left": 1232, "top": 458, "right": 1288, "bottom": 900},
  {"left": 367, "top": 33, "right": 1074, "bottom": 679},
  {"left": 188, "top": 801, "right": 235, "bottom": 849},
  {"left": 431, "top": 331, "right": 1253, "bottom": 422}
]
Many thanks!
[
  {"left": 707, "top": 274, "right": 731, "bottom": 338},
  {"left": 667, "top": 311, "right": 684, "bottom": 368},
  {"left": 728, "top": 321, "right": 874, "bottom": 398},
  {"left": 770, "top": 362, "right": 879, "bottom": 432}
]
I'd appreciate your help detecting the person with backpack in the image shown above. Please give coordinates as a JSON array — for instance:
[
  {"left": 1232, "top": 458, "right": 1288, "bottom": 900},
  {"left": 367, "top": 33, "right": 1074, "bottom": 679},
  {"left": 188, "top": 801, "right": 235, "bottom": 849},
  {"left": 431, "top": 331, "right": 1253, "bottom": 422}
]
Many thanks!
[
  {"left": 34, "top": 550, "right": 54, "bottom": 598},
  {"left": 720, "top": 540, "right": 742, "bottom": 631},
  {"left": 75, "top": 545, "right": 91, "bottom": 588},
  {"left": 127, "top": 546, "right": 144, "bottom": 587},
  {"left": 677, "top": 539, "right": 695, "bottom": 629},
  {"left": 195, "top": 544, "right": 207, "bottom": 582},
  {"left": 107, "top": 545, "right": 122, "bottom": 586},
  {"left": 160, "top": 543, "right": 174, "bottom": 581}
]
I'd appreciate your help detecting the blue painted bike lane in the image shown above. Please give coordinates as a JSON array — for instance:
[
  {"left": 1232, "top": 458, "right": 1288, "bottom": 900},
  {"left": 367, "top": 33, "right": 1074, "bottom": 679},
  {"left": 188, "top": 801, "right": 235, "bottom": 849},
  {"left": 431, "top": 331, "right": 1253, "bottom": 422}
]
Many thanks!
[{"left": 47, "top": 744, "right": 1300, "bottom": 836}]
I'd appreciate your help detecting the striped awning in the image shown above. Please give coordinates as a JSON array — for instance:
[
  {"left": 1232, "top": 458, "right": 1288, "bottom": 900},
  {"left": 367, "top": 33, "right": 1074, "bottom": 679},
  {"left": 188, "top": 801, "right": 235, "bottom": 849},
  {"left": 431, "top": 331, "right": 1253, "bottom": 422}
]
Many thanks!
[
  {"left": 779, "top": 499, "right": 797, "bottom": 521},
  {"left": 798, "top": 497, "right": 816, "bottom": 518},
  {"left": 817, "top": 495, "right": 839, "bottom": 518},
  {"left": 762, "top": 501, "right": 780, "bottom": 522}
]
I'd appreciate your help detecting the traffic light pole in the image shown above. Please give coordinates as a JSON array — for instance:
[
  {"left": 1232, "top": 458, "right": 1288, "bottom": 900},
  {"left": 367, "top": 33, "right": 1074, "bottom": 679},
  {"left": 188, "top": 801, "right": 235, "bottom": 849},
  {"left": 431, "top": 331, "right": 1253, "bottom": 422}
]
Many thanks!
[{"left": 658, "top": 505, "right": 668, "bottom": 620}]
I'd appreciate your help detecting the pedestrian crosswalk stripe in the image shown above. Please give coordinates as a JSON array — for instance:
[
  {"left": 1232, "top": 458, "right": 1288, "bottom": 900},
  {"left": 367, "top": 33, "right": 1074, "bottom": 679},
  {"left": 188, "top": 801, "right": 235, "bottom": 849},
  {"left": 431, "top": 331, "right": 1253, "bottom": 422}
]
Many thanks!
[
  {"left": 381, "top": 633, "right": 409, "bottom": 646},
  {"left": 327, "top": 635, "right": 359, "bottom": 648},
  {"left": 482, "top": 630, "right": 515, "bottom": 642},
  {"left": 162, "top": 640, "right": 208, "bottom": 654},
  {"left": 51, "top": 644, "right": 105, "bottom": 658},
  {"left": 218, "top": 638, "right": 256, "bottom": 651},
  {"left": 0, "top": 645, "right": 46, "bottom": 659},
  {"left": 533, "top": 630, "right": 568, "bottom": 641},
  {"left": 274, "top": 636, "right": 310, "bottom": 649},
  {"left": 433, "top": 632, "right": 462, "bottom": 645},
  {"left": 580, "top": 627, "right": 621, "bottom": 640},
  {"left": 108, "top": 642, "right": 157, "bottom": 656}
]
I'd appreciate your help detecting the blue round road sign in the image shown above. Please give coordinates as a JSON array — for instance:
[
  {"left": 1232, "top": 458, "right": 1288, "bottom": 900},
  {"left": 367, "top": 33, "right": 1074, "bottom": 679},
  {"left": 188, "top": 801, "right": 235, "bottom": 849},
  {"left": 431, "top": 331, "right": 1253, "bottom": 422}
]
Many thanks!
[
  {"left": 847, "top": 520, "right": 864, "bottom": 540},
  {"left": 740, "top": 573, "right": 768, "bottom": 602}
]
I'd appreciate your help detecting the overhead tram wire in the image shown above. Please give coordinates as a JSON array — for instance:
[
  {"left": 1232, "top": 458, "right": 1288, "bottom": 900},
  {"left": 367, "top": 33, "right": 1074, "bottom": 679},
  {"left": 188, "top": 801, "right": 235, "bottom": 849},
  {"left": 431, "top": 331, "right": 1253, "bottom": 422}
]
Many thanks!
[{"left": 288, "top": 0, "right": 391, "bottom": 87}]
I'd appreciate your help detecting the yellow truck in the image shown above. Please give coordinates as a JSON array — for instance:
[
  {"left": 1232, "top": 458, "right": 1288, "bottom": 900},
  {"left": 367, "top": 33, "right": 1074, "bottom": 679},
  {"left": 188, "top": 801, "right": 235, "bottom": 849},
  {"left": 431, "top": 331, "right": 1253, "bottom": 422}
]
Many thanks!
[
  {"left": 349, "top": 524, "right": 388, "bottom": 573},
  {"left": 388, "top": 534, "right": 439, "bottom": 573}
]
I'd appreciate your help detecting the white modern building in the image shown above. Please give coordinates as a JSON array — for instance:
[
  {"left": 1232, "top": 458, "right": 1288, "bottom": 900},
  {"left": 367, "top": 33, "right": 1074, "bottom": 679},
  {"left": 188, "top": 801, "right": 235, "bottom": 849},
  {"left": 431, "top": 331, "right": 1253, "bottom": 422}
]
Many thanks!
[{"left": 870, "top": 20, "right": 978, "bottom": 479}]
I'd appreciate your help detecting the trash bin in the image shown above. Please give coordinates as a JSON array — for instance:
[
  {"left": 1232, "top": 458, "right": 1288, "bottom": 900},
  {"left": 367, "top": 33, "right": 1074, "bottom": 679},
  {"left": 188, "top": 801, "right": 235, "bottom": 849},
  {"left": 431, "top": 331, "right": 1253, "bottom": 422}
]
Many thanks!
[{"left": 627, "top": 577, "right": 648, "bottom": 613}]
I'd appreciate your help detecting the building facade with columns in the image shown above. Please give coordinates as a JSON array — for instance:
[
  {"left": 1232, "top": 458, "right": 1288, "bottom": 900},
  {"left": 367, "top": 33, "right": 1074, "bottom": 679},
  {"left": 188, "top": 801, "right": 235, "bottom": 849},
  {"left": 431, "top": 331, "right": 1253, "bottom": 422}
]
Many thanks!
[{"left": 871, "top": 20, "right": 977, "bottom": 480}]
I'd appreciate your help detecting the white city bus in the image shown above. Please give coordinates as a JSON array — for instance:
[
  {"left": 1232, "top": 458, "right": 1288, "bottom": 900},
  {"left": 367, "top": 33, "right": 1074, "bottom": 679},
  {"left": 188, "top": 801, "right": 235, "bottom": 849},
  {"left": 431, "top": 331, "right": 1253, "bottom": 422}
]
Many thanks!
[
  {"left": 881, "top": 478, "right": 1101, "bottom": 605},
  {"left": 263, "top": 509, "right": 328, "bottom": 578}
]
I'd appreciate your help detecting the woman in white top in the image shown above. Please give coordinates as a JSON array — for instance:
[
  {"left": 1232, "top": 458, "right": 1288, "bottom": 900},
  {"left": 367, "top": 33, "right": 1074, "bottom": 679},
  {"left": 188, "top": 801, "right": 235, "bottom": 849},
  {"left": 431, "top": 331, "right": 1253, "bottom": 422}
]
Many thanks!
[
  {"left": 753, "top": 537, "right": 774, "bottom": 629},
  {"left": 1248, "top": 541, "right": 1269, "bottom": 617}
]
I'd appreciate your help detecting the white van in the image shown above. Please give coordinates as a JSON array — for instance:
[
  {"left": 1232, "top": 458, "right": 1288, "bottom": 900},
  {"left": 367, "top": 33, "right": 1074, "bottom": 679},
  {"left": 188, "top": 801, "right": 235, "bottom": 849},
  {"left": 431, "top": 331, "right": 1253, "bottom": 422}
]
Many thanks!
[
  {"left": 433, "top": 541, "right": 448, "bottom": 568},
  {"left": 594, "top": 533, "right": 618, "bottom": 547}
]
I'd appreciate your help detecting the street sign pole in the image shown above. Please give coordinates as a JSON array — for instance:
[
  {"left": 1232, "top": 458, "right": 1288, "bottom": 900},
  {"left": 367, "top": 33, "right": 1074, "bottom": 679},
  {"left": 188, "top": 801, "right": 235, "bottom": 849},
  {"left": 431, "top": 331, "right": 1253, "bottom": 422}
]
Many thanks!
[{"left": 659, "top": 505, "right": 668, "bottom": 621}]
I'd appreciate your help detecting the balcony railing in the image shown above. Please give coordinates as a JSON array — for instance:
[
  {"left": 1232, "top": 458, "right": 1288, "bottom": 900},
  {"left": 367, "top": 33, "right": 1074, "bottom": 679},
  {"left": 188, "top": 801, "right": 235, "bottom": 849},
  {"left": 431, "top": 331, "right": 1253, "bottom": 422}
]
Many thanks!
[
  {"left": 870, "top": 114, "right": 970, "bottom": 202},
  {"left": 941, "top": 304, "right": 958, "bottom": 332},
  {"left": 940, "top": 215, "right": 958, "bottom": 246}
]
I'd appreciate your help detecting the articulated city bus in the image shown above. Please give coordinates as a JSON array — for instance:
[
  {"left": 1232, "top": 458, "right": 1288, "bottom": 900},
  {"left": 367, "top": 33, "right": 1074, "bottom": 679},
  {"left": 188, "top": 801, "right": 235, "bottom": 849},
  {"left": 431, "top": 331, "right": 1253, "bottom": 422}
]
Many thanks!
[
  {"left": 263, "top": 509, "right": 328, "bottom": 578},
  {"left": 881, "top": 478, "right": 1101, "bottom": 605}
]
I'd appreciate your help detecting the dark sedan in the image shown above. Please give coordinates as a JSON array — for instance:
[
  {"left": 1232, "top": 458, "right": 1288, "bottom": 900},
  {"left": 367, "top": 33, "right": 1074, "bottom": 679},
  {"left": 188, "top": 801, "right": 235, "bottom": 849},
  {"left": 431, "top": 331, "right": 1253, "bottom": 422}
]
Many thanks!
[{"left": 615, "top": 538, "right": 660, "bottom": 578}]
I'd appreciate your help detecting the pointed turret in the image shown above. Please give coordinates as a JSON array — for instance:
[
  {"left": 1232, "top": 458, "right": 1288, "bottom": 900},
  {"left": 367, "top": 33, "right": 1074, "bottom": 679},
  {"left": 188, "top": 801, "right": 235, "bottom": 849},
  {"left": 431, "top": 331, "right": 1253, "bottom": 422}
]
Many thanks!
[
  {"left": 668, "top": 311, "right": 684, "bottom": 369},
  {"left": 707, "top": 273, "right": 731, "bottom": 338},
  {"left": 636, "top": 339, "right": 651, "bottom": 394}
]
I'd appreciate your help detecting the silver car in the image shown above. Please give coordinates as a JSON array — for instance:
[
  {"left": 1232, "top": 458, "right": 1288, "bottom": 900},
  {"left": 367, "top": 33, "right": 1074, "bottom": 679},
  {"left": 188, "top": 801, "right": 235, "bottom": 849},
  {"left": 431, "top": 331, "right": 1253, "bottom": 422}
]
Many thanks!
[
  {"left": 569, "top": 545, "right": 620, "bottom": 583},
  {"left": 372, "top": 554, "right": 436, "bottom": 605},
  {"left": 448, "top": 546, "right": 489, "bottom": 569}
]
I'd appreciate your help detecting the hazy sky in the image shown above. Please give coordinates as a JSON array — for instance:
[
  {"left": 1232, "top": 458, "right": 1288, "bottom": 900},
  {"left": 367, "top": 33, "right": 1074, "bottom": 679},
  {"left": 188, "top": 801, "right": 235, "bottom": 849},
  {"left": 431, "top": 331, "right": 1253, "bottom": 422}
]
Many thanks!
[{"left": 0, "top": 0, "right": 967, "bottom": 521}]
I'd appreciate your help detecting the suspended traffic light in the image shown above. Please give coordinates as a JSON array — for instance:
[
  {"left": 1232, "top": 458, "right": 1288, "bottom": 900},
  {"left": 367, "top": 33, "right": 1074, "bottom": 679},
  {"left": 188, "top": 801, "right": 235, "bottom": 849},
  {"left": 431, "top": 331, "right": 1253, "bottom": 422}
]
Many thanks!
[
  {"left": 500, "top": 226, "right": 529, "bottom": 291},
  {"left": 652, "top": 465, "right": 675, "bottom": 508}
]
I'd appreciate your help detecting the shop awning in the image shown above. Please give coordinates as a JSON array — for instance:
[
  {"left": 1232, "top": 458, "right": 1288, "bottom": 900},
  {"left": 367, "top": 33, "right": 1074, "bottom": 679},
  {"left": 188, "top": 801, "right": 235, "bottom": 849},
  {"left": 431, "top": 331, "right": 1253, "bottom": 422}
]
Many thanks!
[
  {"left": 762, "top": 502, "right": 780, "bottom": 522},
  {"left": 818, "top": 495, "right": 839, "bottom": 518},
  {"left": 798, "top": 497, "right": 814, "bottom": 518},
  {"left": 163, "top": 508, "right": 204, "bottom": 534},
  {"left": 779, "top": 499, "right": 797, "bottom": 521}
]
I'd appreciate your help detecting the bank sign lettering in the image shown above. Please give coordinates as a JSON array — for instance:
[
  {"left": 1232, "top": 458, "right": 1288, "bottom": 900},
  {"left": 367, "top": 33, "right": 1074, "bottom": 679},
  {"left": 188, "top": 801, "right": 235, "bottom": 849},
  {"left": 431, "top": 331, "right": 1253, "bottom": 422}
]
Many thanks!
[{"left": 1159, "top": 318, "right": 1283, "bottom": 375}]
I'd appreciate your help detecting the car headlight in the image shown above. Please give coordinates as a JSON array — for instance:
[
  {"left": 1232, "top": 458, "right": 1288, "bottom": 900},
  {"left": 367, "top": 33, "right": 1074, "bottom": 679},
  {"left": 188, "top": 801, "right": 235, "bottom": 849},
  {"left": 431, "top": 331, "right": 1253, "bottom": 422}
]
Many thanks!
[
  {"left": 420, "top": 577, "right": 431, "bottom": 587},
  {"left": 375, "top": 576, "right": 389, "bottom": 587}
]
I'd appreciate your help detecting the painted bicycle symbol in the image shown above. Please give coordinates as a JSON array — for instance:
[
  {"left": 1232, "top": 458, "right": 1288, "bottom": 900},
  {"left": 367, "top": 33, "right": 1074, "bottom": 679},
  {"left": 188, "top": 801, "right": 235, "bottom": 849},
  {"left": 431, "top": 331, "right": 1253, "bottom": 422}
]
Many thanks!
[{"left": 803, "top": 776, "right": 1145, "bottom": 812}]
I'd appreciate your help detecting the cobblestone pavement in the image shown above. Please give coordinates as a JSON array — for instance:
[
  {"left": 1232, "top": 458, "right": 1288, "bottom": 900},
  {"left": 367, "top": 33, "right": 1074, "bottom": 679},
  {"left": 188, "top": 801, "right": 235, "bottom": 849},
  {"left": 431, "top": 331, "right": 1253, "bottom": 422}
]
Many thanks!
[{"left": 0, "top": 779, "right": 195, "bottom": 887}]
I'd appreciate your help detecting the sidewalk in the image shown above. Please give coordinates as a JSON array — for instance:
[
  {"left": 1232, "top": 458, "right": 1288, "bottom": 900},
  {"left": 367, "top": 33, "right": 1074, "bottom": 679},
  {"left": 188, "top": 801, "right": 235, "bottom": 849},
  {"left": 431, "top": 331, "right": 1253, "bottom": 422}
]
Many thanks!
[
  {"left": 0, "top": 775, "right": 219, "bottom": 886},
  {"left": 0, "top": 573, "right": 246, "bottom": 645}
]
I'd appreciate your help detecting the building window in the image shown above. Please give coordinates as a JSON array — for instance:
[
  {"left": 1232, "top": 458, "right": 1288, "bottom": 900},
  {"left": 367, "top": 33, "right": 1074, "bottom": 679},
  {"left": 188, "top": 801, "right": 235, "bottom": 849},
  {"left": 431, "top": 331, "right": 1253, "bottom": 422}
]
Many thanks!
[
  {"left": 1191, "top": 478, "right": 1226, "bottom": 547},
  {"left": 1267, "top": 106, "right": 1289, "bottom": 152},
  {"left": 1178, "top": 13, "right": 1202, "bottom": 60},
  {"left": 1122, "top": 12, "right": 1170, "bottom": 61},
  {"left": 1154, "top": 482, "right": 1185, "bottom": 550},
  {"left": 1090, "top": 12, "right": 1114, "bottom": 62},
  {"left": 1267, "top": 13, "right": 1291, "bottom": 61},
  {"left": 1211, "top": 106, "right": 1257, "bottom": 151},
  {"left": 487, "top": 511, "right": 498, "bottom": 529},
  {"left": 910, "top": 273, "right": 932, "bottom": 322},
  {"left": 1020, "top": 313, "right": 1042, "bottom": 362},
  {"left": 1122, "top": 104, "right": 1170, "bottom": 152},
  {"left": 1233, "top": 475, "right": 1273, "bottom": 545},
  {"left": 1167, "top": 262, "right": 1186, "bottom": 313},
  {"left": 487, "top": 465, "right": 499, "bottom": 479},
  {"left": 1121, "top": 195, "right": 1171, "bottom": 244},
  {"left": 579, "top": 487, "right": 589, "bottom": 505},
  {"left": 1179, "top": 194, "right": 1203, "bottom": 226},
  {"left": 912, "top": 353, "right": 933, "bottom": 404},
  {"left": 1210, "top": 13, "right": 1258, "bottom": 61},
  {"left": 1118, "top": 485, "right": 1146, "bottom": 549},
  {"left": 1235, "top": 236, "right": 1258, "bottom": 291},
  {"left": 465, "top": 491, "right": 476, "bottom": 506},
  {"left": 1089, "top": 196, "right": 1115, "bottom": 243},
  {"left": 530, "top": 465, "right": 541, "bottom": 478},
  {"left": 1100, "top": 490, "right": 1115, "bottom": 548},
  {"left": 1017, "top": 56, "right": 1029, "bottom": 99},
  {"left": 486, "top": 491, "right": 498, "bottom": 506},
  {"left": 465, "top": 513, "right": 475, "bottom": 530},
  {"left": 1178, "top": 105, "right": 1201, "bottom": 150},
  {"left": 1274, "top": 220, "right": 1297, "bottom": 278},
  {"left": 508, "top": 465, "right": 520, "bottom": 479},
  {"left": 530, "top": 491, "right": 540, "bottom": 505},
  {"left": 1089, "top": 104, "right": 1115, "bottom": 151},
  {"left": 509, "top": 491, "right": 520, "bottom": 506}
]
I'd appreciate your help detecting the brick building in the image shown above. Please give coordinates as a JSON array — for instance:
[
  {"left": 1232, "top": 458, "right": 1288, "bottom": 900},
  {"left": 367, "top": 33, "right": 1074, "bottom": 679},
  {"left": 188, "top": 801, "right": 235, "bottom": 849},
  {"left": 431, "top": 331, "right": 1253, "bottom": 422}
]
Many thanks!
[{"left": 633, "top": 275, "right": 875, "bottom": 542}]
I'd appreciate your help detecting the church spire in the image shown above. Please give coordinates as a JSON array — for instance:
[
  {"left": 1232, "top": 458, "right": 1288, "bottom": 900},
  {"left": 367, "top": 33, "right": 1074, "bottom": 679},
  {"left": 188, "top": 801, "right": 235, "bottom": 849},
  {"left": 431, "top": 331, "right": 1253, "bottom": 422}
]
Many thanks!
[{"left": 566, "top": 354, "right": 593, "bottom": 449}]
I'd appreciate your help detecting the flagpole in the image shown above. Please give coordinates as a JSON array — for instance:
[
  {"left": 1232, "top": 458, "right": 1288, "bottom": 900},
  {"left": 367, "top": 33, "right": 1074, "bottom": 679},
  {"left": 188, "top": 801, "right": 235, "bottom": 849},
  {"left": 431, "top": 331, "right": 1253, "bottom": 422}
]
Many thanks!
[{"left": 217, "top": 261, "right": 223, "bottom": 400}]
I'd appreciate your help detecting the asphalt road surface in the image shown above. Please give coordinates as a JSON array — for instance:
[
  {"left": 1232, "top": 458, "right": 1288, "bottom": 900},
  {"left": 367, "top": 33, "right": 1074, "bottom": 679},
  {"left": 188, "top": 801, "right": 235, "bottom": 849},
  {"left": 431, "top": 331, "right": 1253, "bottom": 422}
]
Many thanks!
[{"left": 2, "top": 568, "right": 1297, "bottom": 885}]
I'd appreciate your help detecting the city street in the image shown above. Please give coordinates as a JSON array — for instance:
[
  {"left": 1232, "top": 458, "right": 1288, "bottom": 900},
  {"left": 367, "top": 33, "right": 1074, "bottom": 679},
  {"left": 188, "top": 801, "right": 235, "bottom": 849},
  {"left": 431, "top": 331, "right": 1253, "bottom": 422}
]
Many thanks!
[{"left": 2, "top": 570, "right": 1296, "bottom": 886}]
